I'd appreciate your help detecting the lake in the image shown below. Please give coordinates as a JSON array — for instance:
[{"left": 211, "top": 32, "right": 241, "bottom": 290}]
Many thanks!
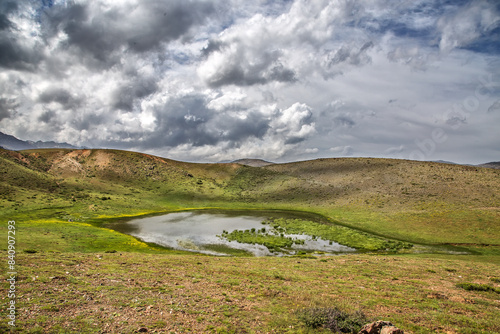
[{"left": 105, "top": 210, "right": 356, "bottom": 256}]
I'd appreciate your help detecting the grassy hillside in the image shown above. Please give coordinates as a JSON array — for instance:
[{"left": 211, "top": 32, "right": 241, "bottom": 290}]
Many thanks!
[
  {"left": 1, "top": 148, "right": 500, "bottom": 333},
  {"left": 265, "top": 158, "right": 500, "bottom": 245},
  {"left": 1, "top": 148, "right": 499, "bottom": 245}
]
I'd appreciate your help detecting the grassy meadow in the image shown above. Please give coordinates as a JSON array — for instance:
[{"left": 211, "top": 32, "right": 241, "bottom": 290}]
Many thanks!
[{"left": 1, "top": 148, "right": 499, "bottom": 333}]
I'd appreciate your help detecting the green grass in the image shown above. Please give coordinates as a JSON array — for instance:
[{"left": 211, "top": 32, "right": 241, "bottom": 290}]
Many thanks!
[
  {"left": 0, "top": 218, "right": 192, "bottom": 255},
  {"left": 2, "top": 252, "right": 499, "bottom": 333},
  {"left": 220, "top": 228, "right": 302, "bottom": 252},
  {"left": 218, "top": 217, "right": 413, "bottom": 254},
  {"left": 1, "top": 148, "right": 499, "bottom": 333},
  {"left": 264, "top": 218, "right": 413, "bottom": 251}
]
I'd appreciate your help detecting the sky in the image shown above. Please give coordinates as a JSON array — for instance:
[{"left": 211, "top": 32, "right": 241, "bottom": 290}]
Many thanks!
[{"left": 0, "top": 0, "right": 499, "bottom": 164}]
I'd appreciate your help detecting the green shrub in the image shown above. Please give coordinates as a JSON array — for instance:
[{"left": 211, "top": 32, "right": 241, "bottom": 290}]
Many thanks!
[
  {"left": 325, "top": 309, "right": 368, "bottom": 333},
  {"left": 296, "top": 307, "right": 368, "bottom": 333},
  {"left": 295, "top": 308, "right": 328, "bottom": 329},
  {"left": 456, "top": 282, "right": 499, "bottom": 293}
]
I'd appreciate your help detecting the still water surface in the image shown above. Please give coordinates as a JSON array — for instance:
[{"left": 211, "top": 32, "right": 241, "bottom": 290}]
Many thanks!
[{"left": 106, "top": 210, "right": 356, "bottom": 256}]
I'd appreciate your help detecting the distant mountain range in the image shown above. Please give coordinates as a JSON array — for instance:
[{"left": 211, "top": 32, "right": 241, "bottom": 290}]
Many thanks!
[
  {"left": 0, "top": 131, "right": 498, "bottom": 169},
  {"left": 478, "top": 161, "right": 500, "bottom": 169},
  {"left": 0, "top": 131, "right": 78, "bottom": 150},
  {"left": 232, "top": 159, "right": 274, "bottom": 167}
]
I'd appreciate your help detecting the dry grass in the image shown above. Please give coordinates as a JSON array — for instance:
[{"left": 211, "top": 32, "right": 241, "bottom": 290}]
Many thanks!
[{"left": 4, "top": 252, "right": 499, "bottom": 333}]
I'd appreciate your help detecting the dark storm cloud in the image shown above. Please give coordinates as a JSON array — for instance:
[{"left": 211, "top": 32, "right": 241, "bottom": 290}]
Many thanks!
[
  {"left": 203, "top": 49, "right": 297, "bottom": 88},
  {"left": 0, "top": 2, "right": 15, "bottom": 30},
  {"left": 45, "top": 3, "right": 115, "bottom": 64},
  {"left": 284, "top": 136, "right": 306, "bottom": 145},
  {"left": 38, "top": 109, "right": 56, "bottom": 123},
  {"left": 0, "top": 1, "right": 42, "bottom": 71},
  {"left": 217, "top": 111, "right": 270, "bottom": 144},
  {"left": 142, "top": 95, "right": 216, "bottom": 148},
  {"left": 138, "top": 94, "right": 272, "bottom": 149},
  {"left": 268, "top": 62, "right": 297, "bottom": 83},
  {"left": 41, "top": 0, "right": 215, "bottom": 66},
  {"left": 0, "top": 14, "right": 10, "bottom": 30},
  {"left": 73, "top": 113, "right": 107, "bottom": 131},
  {"left": 125, "top": 1, "right": 215, "bottom": 53},
  {"left": 112, "top": 78, "right": 158, "bottom": 111},
  {"left": 201, "top": 39, "right": 224, "bottom": 57},
  {"left": 0, "top": 0, "right": 17, "bottom": 30},
  {"left": 0, "top": 97, "right": 17, "bottom": 120},
  {"left": 0, "top": 35, "right": 42, "bottom": 70},
  {"left": 38, "top": 87, "right": 81, "bottom": 110}
]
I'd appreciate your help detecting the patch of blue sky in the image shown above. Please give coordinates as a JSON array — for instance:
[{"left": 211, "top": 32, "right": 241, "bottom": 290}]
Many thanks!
[
  {"left": 33, "top": 0, "right": 56, "bottom": 23},
  {"left": 173, "top": 51, "right": 192, "bottom": 65},
  {"left": 462, "top": 26, "right": 500, "bottom": 54}
]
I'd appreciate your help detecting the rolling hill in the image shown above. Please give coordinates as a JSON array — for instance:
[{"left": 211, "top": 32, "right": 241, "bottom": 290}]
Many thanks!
[
  {"left": 479, "top": 161, "right": 500, "bottom": 169},
  {"left": 2, "top": 147, "right": 500, "bottom": 333},
  {"left": 1, "top": 147, "right": 499, "bottom": 245}
]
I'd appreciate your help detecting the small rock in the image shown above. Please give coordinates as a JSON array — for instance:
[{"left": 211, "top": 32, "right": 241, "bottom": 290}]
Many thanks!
[
  {"left": 381, "top": 326, "right": 404, "bottom": 334},
  {"left": 138, "top": 328, "right": 148, "bottom": 333},
  {"left": 359, "top": 321, "right": 394, "bottom": 334},
  {"left": 427, "top": 292, "right": 447, "bottom": 300}
]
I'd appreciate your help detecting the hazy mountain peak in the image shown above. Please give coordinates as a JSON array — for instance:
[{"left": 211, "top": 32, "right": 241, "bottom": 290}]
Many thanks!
[
  {"left": 232, "top": 159, "right": 274, "bottom": 167},
  {"left": 0, "top": 131, "right": 78, "bottom": 151}
]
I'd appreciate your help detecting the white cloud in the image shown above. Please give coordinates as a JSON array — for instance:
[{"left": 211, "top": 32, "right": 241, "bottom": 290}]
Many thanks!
[
  {"left": 304, "top": 148, "right": 319, "bottom": 154},
  {"left": 437, "top": 1, "right": 500, "bottom": 53}
]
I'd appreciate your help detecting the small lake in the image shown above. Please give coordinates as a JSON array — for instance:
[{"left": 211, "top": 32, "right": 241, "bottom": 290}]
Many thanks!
[{"left": 105, "top": 210, "right": 356, "bottom": 256}]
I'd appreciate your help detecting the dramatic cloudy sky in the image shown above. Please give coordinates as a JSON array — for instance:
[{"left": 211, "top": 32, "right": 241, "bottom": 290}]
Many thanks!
[{"left": 1, "top": 0, "right": 499, "bottom": 163}]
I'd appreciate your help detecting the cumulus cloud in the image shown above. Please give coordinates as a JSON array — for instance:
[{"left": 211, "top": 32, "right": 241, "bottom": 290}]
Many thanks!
[
  {"left": 38, "top": 87, "right": 82, "bottom": 110},
  {"left": 41, "top": 0, "right": 214, "bottom": 66},
  {"left": 112, "top": 77, "right": 158, "bottom": 111},
  {"left": 143, "top": 93, "right": 275, "bottom": 148},
  {"left": 320, "top": 41, "right": 374, "bottom": 78},
  {"left": 93, "top": 91, "right": 316, "bottom": 162},
  {"left": 0, "top": 0, "right": 43, "bottom": 71},
  {"left": 269, "top": 103, "right": 315, "bottom": 145},
  {"left": 437, "top": 0, "right": 500, "bottom": 53},
  {"left": 198, "top": 0, "right": 375, "bottom": 87}
]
